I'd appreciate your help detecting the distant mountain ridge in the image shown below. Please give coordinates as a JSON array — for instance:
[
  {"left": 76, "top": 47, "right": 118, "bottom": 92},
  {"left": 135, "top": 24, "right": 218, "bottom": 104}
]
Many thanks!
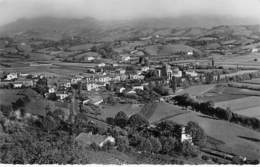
[{"left": 0, "top": 15, "right": 259, "bottom": 40}]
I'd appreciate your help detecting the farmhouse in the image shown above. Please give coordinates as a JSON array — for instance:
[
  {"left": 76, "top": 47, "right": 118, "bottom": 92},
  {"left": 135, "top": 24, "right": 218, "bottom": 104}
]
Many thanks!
[
  {"left": 5, "top": 73, "right": 18, "bottom": 81},
  {"left": 181, "top": 126, "right": 193, "bottom": 145},
  {"left": 75, "top": 132, "right": 115, "bottom": 148}
]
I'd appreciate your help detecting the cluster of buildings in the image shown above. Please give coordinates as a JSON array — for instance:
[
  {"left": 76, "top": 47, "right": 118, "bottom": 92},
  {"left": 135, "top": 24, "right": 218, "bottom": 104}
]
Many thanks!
[{"left": 0, "top": 72, "right": 39, "bottom": 88}]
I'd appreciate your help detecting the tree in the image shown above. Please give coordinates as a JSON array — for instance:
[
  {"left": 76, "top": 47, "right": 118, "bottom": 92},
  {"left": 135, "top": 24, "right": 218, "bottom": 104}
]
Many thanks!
[
  {"left": 149, "top": 136, "right": 162, "bottom": 153},
  {"left": 181, "top": 141, "right": 199, "bottom": 157},
  {"left": 138, "top": 138, "right": 152, "bottom": 153},
  {"left": 186, "top": 121, "right": 206, "bottom": 147},
  {"left": 47, "top": 93, "right": 58, "bottom": 101},
  {"left": 128, "top": 114, "right": 149, "bottom": 128},
  {"left": 116, "top": 136, "right": 129, "bottom": 152},
  {"left": 160, "top": 136, "right": 176, "bottom": 154},
  {"left": 114, "top": 111, "right": 128, "bottom": 128},
  {"left": 170, "top": 76, "right": 177, "bottom": 93},
  {"left": 35, "top": 77, "right": 48, "bottom": 96}
]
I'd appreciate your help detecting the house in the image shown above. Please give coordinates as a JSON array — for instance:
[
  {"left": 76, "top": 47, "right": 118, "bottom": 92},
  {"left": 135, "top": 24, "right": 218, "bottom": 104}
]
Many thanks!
[
  {"left": 13, "top": 83, "right": 23, "bottom": 88},
  {"left": 181, "top": 127, "right": 193, "bottom": 145},
  {"left": 5, "top": 73, "right": 18, "bottom": 80},
  {"left": 132, "top": 85, "right": 144, "bottom": 91},
  {"left": 64, "top": 82, "right": 71, "bottom": 88},
  {"left": 98, "top": 63, "right": 106, "bottom": 67},
  {"left": 86, "top": 56, "right": 95, "bottom": 61},
  {"left": 185, "top": 70, "right": 198, "bottom": 77},
  {"left": 141, "top": 66, "right": 150, "bottom": 72},
  {"left": 252, "top": 48, "right": 258, "bottom": 53},
  {"left": 48, "top": 87, "right": 56, "bottom": 93},
  {"left": 118, "top": 87, "right": 126, "bottom": 93},
  {"left": 75, "top": 132, "right": 115, "bottom": 148},
  {"left": 121, "top": 54, "right": 131, "bottom": 62},
  {"left": 172, "top": 68, "right": 182, "bottom": 78},
  {"left": 56, "top": 92, "right": 69, "bottom": 100},
  {"left": 187, "top": 51, "right": 193, "bottom": 56},
  {"left": 85, "top": 82, "right": 100, "bottom": 91}
]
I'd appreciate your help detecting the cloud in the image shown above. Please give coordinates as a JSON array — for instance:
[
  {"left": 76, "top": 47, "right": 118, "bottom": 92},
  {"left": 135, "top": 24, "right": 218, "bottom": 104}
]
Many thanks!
[{"left": 0, "top": 0, "right": 259, "bottom": 25}]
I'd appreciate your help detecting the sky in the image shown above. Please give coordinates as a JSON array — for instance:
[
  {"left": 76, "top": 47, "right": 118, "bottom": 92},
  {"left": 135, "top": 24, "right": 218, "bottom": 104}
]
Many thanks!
[{"left": 0, "top": 0, "right": 260, "bottom": 26}]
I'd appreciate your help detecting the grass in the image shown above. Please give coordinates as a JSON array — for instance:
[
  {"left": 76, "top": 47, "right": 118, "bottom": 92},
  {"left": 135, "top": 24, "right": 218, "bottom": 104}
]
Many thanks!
[
  {"left": 100, "top": 104, "right": 143, "bottom": 119},
  {"left": 199, "top": 85, "right": 260, "bottom": 103},
  {"left": 0, "top": 89, "right": 23, "bottom": 105},
  {"left": 139, "top": 102, "right": 189, "bottom": 123},
  {"left": 167, "top": 111, "right": 260, "bottom": 160},
  {"left": 176, "top": 84, "right": 216, "bottom": 97}
]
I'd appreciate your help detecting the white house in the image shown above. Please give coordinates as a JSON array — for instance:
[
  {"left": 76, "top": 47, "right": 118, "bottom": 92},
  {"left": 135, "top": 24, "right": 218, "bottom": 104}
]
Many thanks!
[
  {"left": 173, "top": 69, "right": 182, "bottom": 78},
  {"left": 6, "top": 73, "right": 18, "bottom": 80},
  {"left": 132, "top": 85, "right": 144, "bottom": 91},
  {"left": 121, "top": 55, "right": 131, "bottom": 62},
  {"left": 48, "top": 87, "right": 56, "bottom": 93},
  {"left": 13, "top": 83, "right": 23, "bottom": 88},
  {"left": 86, "top": 83, "right": 99, "bottom": 91},
  {"left": 119, "top": 87, "right": 126, "bottom": 93},
  {"left": 252, "top": 48, "right": 258, "bottom": 53},
  {"left": 56, "top": 93, "right": 69, "bottom": 100},
  {"left": 86, "top": 56, "right": 95, "bottom": 61},
  {"left": 64, "top": 82, "right": 71, "bottom": 88},
  {"left": 98, "top": 63, "right": 106, "bottom": 67},
  {"left": 141, "top": 66, "right": 150, "bottom": 72},
  {"left": 185, "top": 70, "right": 198, "bottom": 77},
  {"left": 99, "top": 136, "right": 115, "bottom": 147},
  {"left": 181, "top": 127, "right": 193, "bottom": 145},
  {"left": 187, "top": 51, "right": 194, "bottom": 56}
]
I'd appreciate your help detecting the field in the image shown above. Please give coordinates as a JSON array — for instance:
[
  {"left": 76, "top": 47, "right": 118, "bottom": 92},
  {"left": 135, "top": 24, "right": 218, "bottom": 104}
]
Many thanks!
[
  {"left": 100, "top": 104, "right": 143, "bottom": 119},
  {"left": 139, "top": 102, "right": 189, "bottom": 123},
  {"left": 0, "top": 89, "right": 23, "bottom": 105},
  {"left": 168, "top": 111, "right": 260, "bottom": 160},
  {"left": 242, "top": 78, "right": 260, "bottom": 85},
  {"left": 176, "top": 84, "right": 216, "bottom": 97},
  {"left": 215, "top": 53, "right": 260, "bottom": 69},
  {"left": 199, "top": 84, "right": 260, "bottom": 103},
  {"left": 215, "top": 96, "right": 260, "bottom": 119}
]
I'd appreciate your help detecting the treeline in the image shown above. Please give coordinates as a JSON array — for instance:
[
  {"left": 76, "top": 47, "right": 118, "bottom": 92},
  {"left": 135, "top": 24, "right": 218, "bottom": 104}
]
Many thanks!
[
  {"left": 173, "top": 94, "right": 260, "bottom": 131},
  {"left": 106, "top": 111, "right": 205, "bottom": 159}
]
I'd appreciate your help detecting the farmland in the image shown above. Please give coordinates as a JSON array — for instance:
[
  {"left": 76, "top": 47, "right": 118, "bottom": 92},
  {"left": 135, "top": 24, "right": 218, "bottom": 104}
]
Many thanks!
[{"left": 168, "top": 111, "right": 260, "bottom": 160}]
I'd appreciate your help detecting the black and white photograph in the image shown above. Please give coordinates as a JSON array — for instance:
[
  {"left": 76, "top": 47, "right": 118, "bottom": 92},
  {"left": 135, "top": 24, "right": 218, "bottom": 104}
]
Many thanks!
[{"left": 0, "top": 0, "right": 260, "bottom": 165}]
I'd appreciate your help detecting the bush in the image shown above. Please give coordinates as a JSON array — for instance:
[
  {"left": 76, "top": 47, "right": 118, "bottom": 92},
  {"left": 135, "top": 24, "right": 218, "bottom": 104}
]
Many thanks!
[
  {"left": 186, "top": 121, "right": 206, "bottom": 147},
  {"left": 114, "top": 111, "right": 128, "bottom": 128},
  {"left": 160, "top": 136, "right": 176, "bottom": 154},
  {"left": 106, "top": 117, "right": 115, "bottom": 126},
  {"left": 138, "top": 138, "right": 152, "bottom": 153},
  {"left": 181, "top": 141, "right": 199, "bottom": 157},
  {"left": 201, "top": 155, "right": 209, "bottom": 161},
  {"left": 116, "top": 136, "right": 129, "bottom": 152},
  {"left": 149, "top": 136, "right": 162, "bottom": 153},
  {"left": 128, "top": 114, "right": 149, "bottom": 128}
]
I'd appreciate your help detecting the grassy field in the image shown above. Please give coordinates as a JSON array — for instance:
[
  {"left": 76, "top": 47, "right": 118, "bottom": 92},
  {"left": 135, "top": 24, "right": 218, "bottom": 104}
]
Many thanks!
[
  {"left": 215, "top": 96, "right": 260, "bottom": 118},
  {"left": 242, "top": 78, "right": 260, "bottom": 85},
  {"left": 199, "top": 85, "right": 260, "bottom": 103},
  {"left": 176, "top": 84, "right": 216, "bottom": 97},
  {"left": 168, "top": 111, "right": 260, "bottom": 160},
  {"left": 139, "top": 102, "right": 189, "bottom": 123},
  {"left": 0, "top": 89, "right": 23, "bottom": 105},
  {"left": 100, "top": 104, "right": 143, "bottom": 119}
]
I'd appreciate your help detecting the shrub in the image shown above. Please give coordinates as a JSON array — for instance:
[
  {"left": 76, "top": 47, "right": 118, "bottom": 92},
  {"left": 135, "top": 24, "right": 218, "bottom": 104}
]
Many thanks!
[
  {"left": 116, "top": 136, "right": 129, "bottom": 152},
  {"left": 149, "top": 136, "right": 162, "bottom": 153},
  {"left": 114, "top": 111, "right": 128, "bottom": 128},
  {"left": 181, "top": 141, "right": 199, "bottom": 157},
  {"left": 128, "top": 114, "right": 149, "bottom": 128},
  {"left": 160, "top": 136, "right": 176, "bottom": 154},
  {"left": 138, "top": 138, "right": 152, "bottom": 153},
  {"left": 186, "top": 121, "right": 206, "bottom": 147}
]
